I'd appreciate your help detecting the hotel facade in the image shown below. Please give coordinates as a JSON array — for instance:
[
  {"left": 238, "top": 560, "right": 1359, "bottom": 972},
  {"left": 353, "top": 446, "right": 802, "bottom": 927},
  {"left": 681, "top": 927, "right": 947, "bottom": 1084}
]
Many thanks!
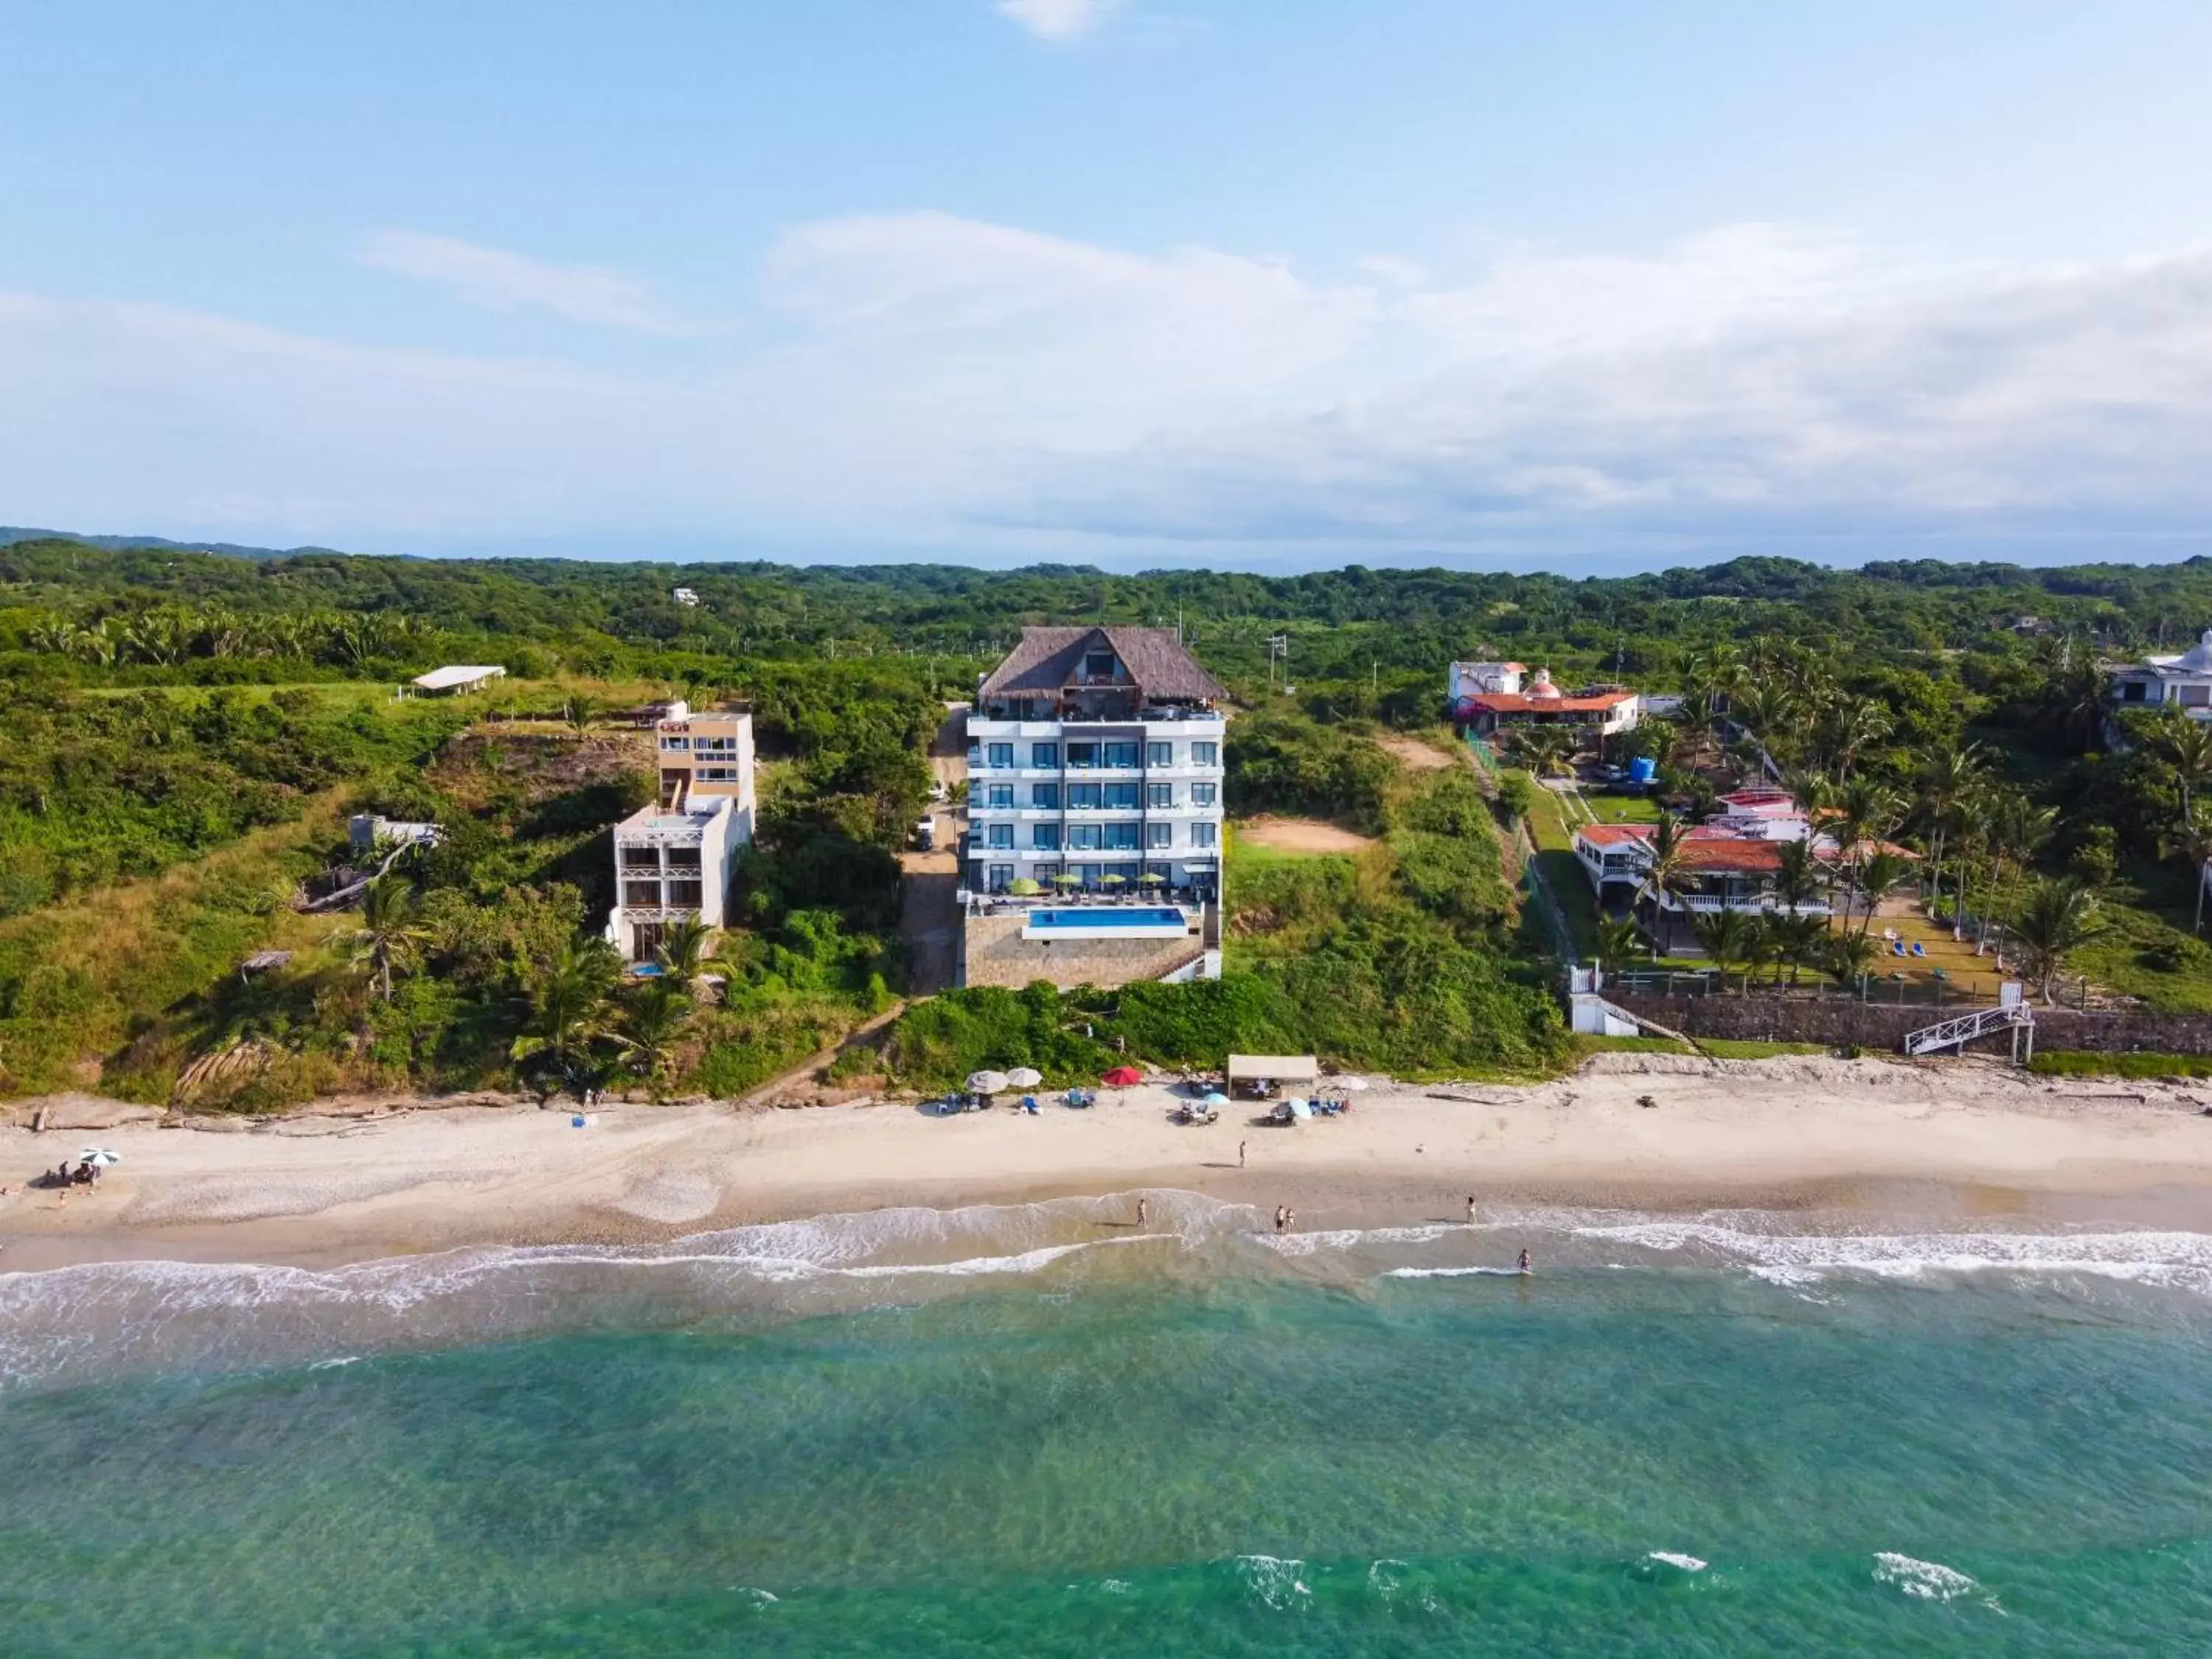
[
  {"left": 964, "top": 627, "right": 1226, "bottom": 898},
  {"left": 605, "top": 702, "right": 757, "bottom": 962}
]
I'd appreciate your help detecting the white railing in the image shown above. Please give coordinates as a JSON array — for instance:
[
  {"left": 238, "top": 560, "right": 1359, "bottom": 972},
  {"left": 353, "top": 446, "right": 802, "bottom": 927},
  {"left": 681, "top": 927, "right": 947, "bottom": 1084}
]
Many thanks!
[{"left": 1902, "top": 1004, "right": 2032, "bottom": 1057}]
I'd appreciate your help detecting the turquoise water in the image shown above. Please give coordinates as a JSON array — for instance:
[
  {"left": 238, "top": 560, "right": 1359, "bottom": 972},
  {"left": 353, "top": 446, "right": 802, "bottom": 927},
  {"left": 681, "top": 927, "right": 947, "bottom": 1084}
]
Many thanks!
[{"left": 7, "top": 1197, "right": 2212, "bottom": 1653}]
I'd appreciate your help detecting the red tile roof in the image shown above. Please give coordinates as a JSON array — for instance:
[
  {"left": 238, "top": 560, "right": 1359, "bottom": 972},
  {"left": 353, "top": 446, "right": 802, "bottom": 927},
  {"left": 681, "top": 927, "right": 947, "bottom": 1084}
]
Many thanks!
[
  {"left": 1576, "top": 823, "right": 1652, "bottom": 846},
  {"left": 1466, "top": 689, "right": 1638, "bottom": 713}
]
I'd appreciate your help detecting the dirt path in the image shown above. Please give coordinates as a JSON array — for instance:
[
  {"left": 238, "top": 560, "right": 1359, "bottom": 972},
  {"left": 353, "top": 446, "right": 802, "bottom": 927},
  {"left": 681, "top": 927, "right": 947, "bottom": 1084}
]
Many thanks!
[
  {"left": 1236, "top": 815, "right": 1380, "bottom": 855},
  {"left": 1380, "top": 732, "right": 1455, "bottom": 771},
  {"left": 737, "top": 1001, "right": 910, "bottom": 1108}
]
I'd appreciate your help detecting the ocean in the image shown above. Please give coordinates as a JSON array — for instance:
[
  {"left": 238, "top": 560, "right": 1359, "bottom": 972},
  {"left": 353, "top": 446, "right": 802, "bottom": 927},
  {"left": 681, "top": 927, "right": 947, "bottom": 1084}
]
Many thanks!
[{"left": 6, "top": 1192, "right": 2212, "bottom": 1654}]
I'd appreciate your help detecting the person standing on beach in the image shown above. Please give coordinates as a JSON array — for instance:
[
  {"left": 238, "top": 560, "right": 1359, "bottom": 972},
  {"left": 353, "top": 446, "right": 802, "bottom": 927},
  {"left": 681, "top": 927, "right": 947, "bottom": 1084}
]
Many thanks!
[
  {"left": 1136, "top": 1197, "right": 1148, "bottom": 1228},
  {"left": 1467, "top": 1196, "right": 1478, "bottom": 1225},
  {"left": 1238, "top": 1140, "right": 1247, "bottom": 1169},
  {"left": 1517, "top": 1248, "right": 1531, "bottom": 1274},
  {"left": 1284, "top": 1208, "right": 1296, "bottom": 1232},
  {"left": 1273, "top": 1205, "right": 1286, "bottom": 1233}
]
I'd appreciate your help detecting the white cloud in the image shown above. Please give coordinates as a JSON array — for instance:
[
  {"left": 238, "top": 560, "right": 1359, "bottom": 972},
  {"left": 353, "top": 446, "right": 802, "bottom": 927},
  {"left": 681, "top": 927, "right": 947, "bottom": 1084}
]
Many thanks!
[
  {"left": 1356, "top": 254, "right": 1432, "bottom": 290},
  {"left": 7, "top": 216, "right": 2212, "bottom": 565},
  {"left": 995, "top": 0, "right": 1121, "bottom": 44},
  {"left": 358, "top": 229, "right": 690, "bottom": 333}
]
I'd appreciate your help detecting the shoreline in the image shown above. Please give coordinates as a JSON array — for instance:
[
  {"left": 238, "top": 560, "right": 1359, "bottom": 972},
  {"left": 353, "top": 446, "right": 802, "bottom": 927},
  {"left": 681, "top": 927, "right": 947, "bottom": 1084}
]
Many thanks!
[{"left": 10, "top": 1055, "right": 2212, "bottom": 1276}]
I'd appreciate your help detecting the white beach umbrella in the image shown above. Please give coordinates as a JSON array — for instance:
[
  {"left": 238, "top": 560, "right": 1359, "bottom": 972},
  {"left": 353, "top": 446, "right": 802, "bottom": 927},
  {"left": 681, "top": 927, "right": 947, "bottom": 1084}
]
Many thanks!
[
  {"left": 1005, "top": 1067, "right": 1043, "bottom": 1089},
  {"left": 1286, "top": 1098, "right": 1313, "bottom": 1119},
  {"left": 966, "top": 1070, "right": 1011, "bottom": 1095},
  {"left": 1202, "top": 1091, "right": 1229, "bottom": 1107},
  {"left": 77, "top": 1147, "right": 122, "bottom": 1166}
]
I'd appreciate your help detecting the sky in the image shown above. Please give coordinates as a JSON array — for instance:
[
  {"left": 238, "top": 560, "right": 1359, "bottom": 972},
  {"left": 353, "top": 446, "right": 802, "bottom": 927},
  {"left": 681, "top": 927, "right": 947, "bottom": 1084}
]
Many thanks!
[{"left": 6, "top": 1, "right": 2212, "bottom": 573}]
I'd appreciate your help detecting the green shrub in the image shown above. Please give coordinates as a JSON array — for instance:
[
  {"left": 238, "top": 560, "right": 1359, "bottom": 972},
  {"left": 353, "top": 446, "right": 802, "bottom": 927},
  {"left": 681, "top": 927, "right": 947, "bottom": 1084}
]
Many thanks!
[{"left": 2028, "top": 1049, "right": 2212, "bottom": 1079}]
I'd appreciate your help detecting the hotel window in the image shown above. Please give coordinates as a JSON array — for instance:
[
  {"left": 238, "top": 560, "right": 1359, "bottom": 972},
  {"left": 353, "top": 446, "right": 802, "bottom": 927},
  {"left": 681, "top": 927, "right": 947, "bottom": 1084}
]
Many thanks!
[
  {"left": 1192, "top": 742, "right": 1218, "bottom": 766},
  {"left": 1033, "top": 824, "right": 1061, "bottom": 851},
  {"left": 1083, "top": 651, "right": 1118, "bottom": 681},
  {"left": 987, "top": 822, "right": 1013, "bottom": 849},
  {"left": 986, "top": 742, "right": 1013, "bottom": 769},
  {"left": 1066, "top": 742, "right": 1099, "bottom": 768},
  {"left": 1146, "top": 822, "right": 1172, "bottom": 849},
  {"left": 622, "top": 846, "right": 659, "bottom": 869},
  {"left": 623, "top": 880, "right": 661, "bottom": 908},
  {"left": 665, "top": 846, "right": 702, "bottom": 870},
  {"left": 659, "top": 737, "right": 690, "bottom": 751},
  {"left": 1069, "top": 823, "right": 1103, "bottom": 851},
  {"left": 1190, "top": 822, "right": 1217, "bottom": 848},
  {"left": 1032, "top": 782, "right": 1060, "bottom": 809},
  {"left": 1066, "top": 782, "right": 1102, "bottom": 809},
  {"left": 1147, "top": 782, "right": 1173, "bottom": 808},
  {"left": 1102, "top": 781, "right": 1139, "bottom": 809},
  {"left": 698, "top": 767, "right": 737, "bottom": 781},
  {"left": 987, "top": 784, "right": 1014, "bottom": 807},
  {"left": 1191, "top": 782, "right": 1217, "bottom": 807},
  {"left": 1103, "top": 821, "right": 1141, "bottom": 851},
  {"left": 665, "top": 880, "right": 703, "bottom": 909},
  {"left": 1103, "top": 742, "right": 1140, "bottom": 768},
  {"left": 1147, "top": 742, "right": 1173, "bottom": 766},
  {"left": 987, "top": 864, "right": 1014, "bottom": 892},
  {"left": 1032, "top": 742, "right": 1060, "bottom": 768}
]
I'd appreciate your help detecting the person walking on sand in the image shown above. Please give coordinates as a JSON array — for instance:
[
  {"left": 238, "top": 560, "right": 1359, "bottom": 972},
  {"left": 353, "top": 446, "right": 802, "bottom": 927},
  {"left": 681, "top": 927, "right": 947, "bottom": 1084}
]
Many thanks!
[
  {"left": 1136, "top": 1197, "right": 1149, "bottom": 1228},
  {"left": 1467, "top": 1196, "right": 1478, "bottom": 1225},
  {"left": 1238, "top": 1140, "right": 1247, "bottom": 1169}
]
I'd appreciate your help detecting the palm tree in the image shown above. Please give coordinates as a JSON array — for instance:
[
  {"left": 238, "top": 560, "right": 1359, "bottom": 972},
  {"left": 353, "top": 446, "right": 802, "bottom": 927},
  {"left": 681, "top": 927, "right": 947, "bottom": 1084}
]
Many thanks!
[
  {"left": 1848, "top": 849, "right": 1916, "bottom": 942},
  {"left": 563, "top": 694, "right": 600, "bottom": 739},
  {"left": 2010, "top": 878, "right": 2100, "bottom": 1005},
  {"left": 653, "top": 917, "right": 738, "bottom": 994},
  {"left": 1988, "top": 793, "right": 2057, "bottom": 965},
  {"left": 1773, "top": 838, "right": 1821, "bottom": 915},
  {"left": 2150, "top": 720, "right": 2212, "bottom": 832},
  {"left": 349, "top": 874, "right": 428, "bottom": 1002},
  {"left": 511, "top": 936, "right": 625, "bottom": 1082},
  {"left": 1634, "top": 809, "right": 1691, "bottom": 920},
  {"left": 1822, "top": 929, "right": 1881, "bottom": 996},
  {"left": 1594, "top": 916, "right": 1646, "bottom": 978},
  {"left": 1512, "top": 726, "right": 1578, "bottom": 778},
  {"left": 1915, "top": 742, "right": 1983, "bottom": 933},
  {"left": 2175, "top": 819, "right": 2212, "bottom": 935},
  {"left": 613, "top": 978, "right": 692, "bottom": 1088},
  {"left": 1690, "top": 907, "right": 1759, "bottom": 995},
  {"left": 1777, "top": 911, "right": 1829, "bottom": 987},
  {"left": 1820, "top": 698, "right": 1893, "bottom": 780}
]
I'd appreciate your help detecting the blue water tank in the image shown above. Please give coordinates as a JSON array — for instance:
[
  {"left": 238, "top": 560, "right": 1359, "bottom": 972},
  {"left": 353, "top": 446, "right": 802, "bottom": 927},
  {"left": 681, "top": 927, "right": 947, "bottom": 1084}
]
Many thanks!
[{"left": 1627, "top": 756, "right": 1658, "bottom": 785}]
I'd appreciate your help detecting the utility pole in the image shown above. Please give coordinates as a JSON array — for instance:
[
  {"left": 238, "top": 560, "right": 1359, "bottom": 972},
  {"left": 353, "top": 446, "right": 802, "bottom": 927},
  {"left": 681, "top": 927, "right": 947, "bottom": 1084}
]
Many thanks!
[{"left": 1267, "top": 634, "right": 1288, "bottom": 692}]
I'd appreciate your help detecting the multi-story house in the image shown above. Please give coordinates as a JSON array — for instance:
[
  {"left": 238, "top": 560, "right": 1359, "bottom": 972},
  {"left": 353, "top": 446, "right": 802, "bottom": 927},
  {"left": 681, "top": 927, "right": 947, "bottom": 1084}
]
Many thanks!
[
  {"left": 964, "top": 627, "right": 1226, "bottom": 898},
  {"left": 605, "top": 703, "right": 757, "bottom": 962},
  {"left": 2112, "top": 628, "right": 2212, "bottom": 722},
  {"left": 1455, "top": 667, "right": 1641, "bottom": 745}
]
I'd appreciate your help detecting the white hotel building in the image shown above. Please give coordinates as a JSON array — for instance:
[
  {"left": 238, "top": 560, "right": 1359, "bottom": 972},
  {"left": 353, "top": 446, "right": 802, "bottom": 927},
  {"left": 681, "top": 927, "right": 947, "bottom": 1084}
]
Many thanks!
[
  {"left": 964, "top": 627, "right": 1227, "bottom": 898},
  {"left": 605, "top": 701, "right": 757, "bottom": 962}
]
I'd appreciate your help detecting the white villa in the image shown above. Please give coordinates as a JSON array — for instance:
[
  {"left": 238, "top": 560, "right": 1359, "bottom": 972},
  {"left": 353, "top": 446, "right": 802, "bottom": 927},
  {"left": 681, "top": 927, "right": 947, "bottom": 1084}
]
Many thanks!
[
  {"left": 964, "top": 626, "right": 1226, "bottom": 899},
  {"left": 2112, "top": 630, "right": 2212, "bottom": 720}
]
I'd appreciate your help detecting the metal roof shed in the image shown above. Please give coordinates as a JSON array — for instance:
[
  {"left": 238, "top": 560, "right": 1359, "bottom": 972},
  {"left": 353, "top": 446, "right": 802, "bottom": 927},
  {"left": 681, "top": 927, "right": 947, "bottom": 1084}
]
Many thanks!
[{"left": 1226, "top": 1054, "right": 1318, "bottom": 1095}]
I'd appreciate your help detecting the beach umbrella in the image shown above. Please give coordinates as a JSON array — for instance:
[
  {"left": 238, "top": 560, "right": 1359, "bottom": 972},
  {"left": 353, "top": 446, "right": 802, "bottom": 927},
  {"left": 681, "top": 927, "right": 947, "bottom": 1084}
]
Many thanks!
[
  {"left": 1102, "top": 1065, "right": 1144, "bottom": 1087},
  {"left": 1009, "top": 877, "right": 1043, "bottom": 896},
  {"left": 1051, "top": 872, "right": 1083, "bottom": 888},
  {"left": 966, "top": 1070, "right": 1010, "bottom": 1095},
  {"left": 1202, "top": 1091, "right": 1229, "bottom": 1107},
  {"left": 1100, "top": 873, "right": 1127, "bottom": 887},
  {"left": 1138, "top": 872, "right": 1166, "bottom": 885},
  {"left": 1334, "top": 1077, "right": 1371, "bottom": 1091},
  {"left": 1286, "top": 1097, "right": 1313, "bottom": 1119},
  {"left": 76, "top": 1147, "right": 121, "bottom": 1166},
  {"left": 1005, "top": 1066, "right": 1043, "bottom": 1089}
]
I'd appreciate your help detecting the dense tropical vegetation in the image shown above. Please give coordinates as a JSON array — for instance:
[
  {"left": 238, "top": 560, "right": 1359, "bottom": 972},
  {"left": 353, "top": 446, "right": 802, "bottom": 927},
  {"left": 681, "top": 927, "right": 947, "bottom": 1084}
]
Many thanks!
[{"left": 5, "top": 531, "right": 2212, "bottom": 1101}]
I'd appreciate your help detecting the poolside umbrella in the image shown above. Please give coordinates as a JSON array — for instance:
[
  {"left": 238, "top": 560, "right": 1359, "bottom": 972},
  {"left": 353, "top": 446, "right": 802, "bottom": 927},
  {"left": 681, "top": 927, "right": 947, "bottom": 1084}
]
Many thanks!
[
  {"left": 1102, "top": 1065, "right": 1144, "bottom": 1087},
  {"left": 1138, "top": 872, "right": 1166, "bottom": 885},
  {"left": 966, "top": 1070, "right": 1010, "bottom": 1096},
  {"left": 1051, "top": 872, "right": 1083, "bottom": 888},
  {"left": 1005, "top": 1066, "right": 1043, "bottom": 1089},
  {"left": 76, "top": 1147, "right": 121, "bottom": 1166},
  {"left": 1009, "top": 877, "right": 1043, "bottom": 896}
]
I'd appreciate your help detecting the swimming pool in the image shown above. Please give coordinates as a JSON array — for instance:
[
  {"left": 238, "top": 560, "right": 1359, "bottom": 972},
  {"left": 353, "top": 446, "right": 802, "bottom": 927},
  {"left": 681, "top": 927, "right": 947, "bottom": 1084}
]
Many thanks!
[
  {"left": 1020, "top": 906, "right": 1191, "bottom": 942},
  {"left": 1027, "top": 907, "right": 1185, "bottom": 930}
]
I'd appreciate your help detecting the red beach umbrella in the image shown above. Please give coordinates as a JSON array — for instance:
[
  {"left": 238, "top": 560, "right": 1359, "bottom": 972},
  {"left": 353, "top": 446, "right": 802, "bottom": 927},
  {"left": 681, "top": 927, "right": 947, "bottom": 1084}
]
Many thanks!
[{"left": 1102, "top": 1065, "right": 1144, "bottom": 1087}]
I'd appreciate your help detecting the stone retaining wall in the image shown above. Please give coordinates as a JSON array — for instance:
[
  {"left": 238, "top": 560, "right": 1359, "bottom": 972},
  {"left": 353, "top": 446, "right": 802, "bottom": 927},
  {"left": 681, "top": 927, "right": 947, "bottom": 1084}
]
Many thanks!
[
  {"left": 1607, "top": 994, "right": 2212, "bottom": 1056},
  {"left": 959, "top": 913, "right": 1206, "bottom": 990}
]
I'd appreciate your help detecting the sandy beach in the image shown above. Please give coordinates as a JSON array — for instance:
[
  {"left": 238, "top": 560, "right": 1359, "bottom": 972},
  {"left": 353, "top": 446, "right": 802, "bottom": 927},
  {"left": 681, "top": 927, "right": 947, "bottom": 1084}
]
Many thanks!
[{"left": 7, "top": 1055, "right": 2212, "bottom": 1273}]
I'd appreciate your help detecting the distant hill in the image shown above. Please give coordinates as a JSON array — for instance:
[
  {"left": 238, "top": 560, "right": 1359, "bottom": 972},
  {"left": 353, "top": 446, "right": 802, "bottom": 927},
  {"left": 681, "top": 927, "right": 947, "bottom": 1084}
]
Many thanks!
[{"left": 0, "top": 526, "right": 349, "bottom": 560}]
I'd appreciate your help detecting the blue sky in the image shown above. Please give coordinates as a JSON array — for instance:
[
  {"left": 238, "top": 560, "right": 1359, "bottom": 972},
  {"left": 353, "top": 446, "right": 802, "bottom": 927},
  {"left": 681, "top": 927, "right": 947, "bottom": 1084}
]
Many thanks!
[{"left": 6, "top": 1, "right": 2212, "bottom": 571}]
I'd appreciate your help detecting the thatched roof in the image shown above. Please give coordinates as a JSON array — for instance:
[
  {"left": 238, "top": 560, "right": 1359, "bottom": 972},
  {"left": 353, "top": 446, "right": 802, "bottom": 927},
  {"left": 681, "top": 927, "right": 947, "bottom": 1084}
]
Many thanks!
[{"left": 977, "top": 627, "right": 1225, "bottom": 702}]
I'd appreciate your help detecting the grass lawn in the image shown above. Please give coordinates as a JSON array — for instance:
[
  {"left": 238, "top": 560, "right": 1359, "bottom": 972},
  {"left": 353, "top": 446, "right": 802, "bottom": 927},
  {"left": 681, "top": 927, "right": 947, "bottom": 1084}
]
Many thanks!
[
  {"left": 1573, "top": 1034, "right": 1832, "bottom": 1061},
  {"left": 1580, "top": 790, "right": 1661, "bottom": 824},
  {"left": 1501, "top": 768, "right": 1601, "bottom": 958}
]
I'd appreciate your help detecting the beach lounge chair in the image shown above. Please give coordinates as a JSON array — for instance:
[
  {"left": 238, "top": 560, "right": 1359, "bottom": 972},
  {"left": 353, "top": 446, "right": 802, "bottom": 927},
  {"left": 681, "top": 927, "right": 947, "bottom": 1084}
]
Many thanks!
[
  {"left": 1891, "top": 940, "right": 1908, "bottom": 956},
  {"left": 1909, "top": 941, "right": 1927, "bottom": 959}
]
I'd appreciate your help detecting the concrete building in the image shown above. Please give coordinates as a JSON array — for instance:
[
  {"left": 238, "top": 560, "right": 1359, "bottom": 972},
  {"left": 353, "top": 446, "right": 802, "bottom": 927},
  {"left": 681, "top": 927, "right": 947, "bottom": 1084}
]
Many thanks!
[
  {"left": 2112, "top": 629, "right": 2212, "bottom": 720},
  {"left": 964, "top": 627, "right": 1227, "bottom": 900},
  {"left": 1447, "top": 660, "right": 1526, "bottom": 706},
  {"left": 605, "top": 703, "right": 757, "bottom": 962},
  {"left": 671, "top": 586, "right": 701, "bottom": 607}
]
